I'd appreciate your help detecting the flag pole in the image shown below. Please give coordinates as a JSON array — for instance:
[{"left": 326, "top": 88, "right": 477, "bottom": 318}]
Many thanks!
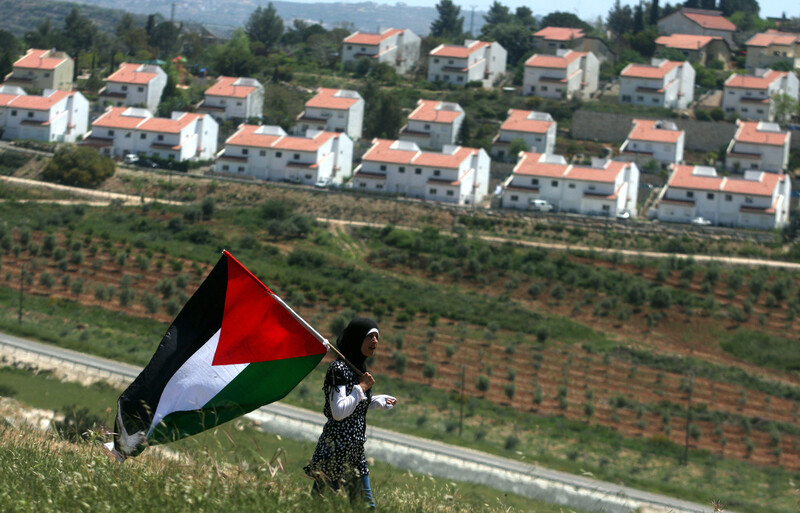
[{"left": 269, "top": 290, "right": 365, "bottom": 377}]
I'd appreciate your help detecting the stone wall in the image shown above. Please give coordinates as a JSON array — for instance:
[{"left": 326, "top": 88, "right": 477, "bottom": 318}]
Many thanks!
[{"left": 571, "top": 110, "right": 737, "bottom": 153}]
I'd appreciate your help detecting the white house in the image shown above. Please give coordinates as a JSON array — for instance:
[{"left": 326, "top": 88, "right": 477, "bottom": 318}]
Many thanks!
[
  {"left": 654, "top": 34, "right": 732, "bottom": 68},
  {"left": 501, "top": 152, "right": 640, "bottom": 217},
  {"left": 4, "top": 48, "right": 74, "bottom": 92},
  {"left": 216, "top": 124, "right": 352, "bottom": 185},
  {"left": 98, "top": 62, "right": 168, "bottom": 113},
  {"left": 619, "top": 58, "right": 695, "bottom": 110},
  {"left": 491, "top": 109, "right": 557, "bottom": 161},
  {"left": 352, "top": 138, "right": 490, "bottom": 205},
  {"left": 428, "top": 40, "right": 507, "bottom": 88},
  {"left": 618, "top": 119, "right": 684, "bottom": 169},
  {"left": 725, "top": 120, "right": 791, "bottom": 173},
  {"left": 657, "top": 8, "right": 736, "bottom": 47},
  {"left": 82, "top": 106, "right": 218, "bottom": 161},
  {"left": 523, "top": 49, "right": 599, "bottom": 100},
  {"left": 745, "top": 30, "right": 800, "bottom": 71},
  {"left": 294, "top": 88, "right": 364, "bottom": 141},
  {"left": 0, "top": 86, "right": 89, "bottom": 143},
  {"left": 341, "top": 28, "right": 420, "bottom": 74},
  {"left": 722, "top": 69, "right": 800, "bottom": 122},
  {"left": 655, "top": 164, "right": 790, "bottom": 229},
  {"left": 197, "top": 76, "right": 264, "bottom": 121},
  {"left": 398, "top": 99, "right": 464, "bottom": 151}
]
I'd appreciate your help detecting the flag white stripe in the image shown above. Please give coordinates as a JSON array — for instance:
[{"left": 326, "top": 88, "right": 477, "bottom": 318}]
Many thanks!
[{"left": 148, "top": 329, "right": 247, "bottom": 436}]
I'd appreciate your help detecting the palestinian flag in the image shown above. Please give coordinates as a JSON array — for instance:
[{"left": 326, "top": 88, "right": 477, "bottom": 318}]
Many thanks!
[{"left": 111, "top": 250, "right": 328, "bottom": 458}]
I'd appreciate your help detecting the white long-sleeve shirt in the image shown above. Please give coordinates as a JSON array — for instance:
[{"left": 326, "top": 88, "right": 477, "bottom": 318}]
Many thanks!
[{"left": 330, "top": 385, "right": 396, "bottom": 421}]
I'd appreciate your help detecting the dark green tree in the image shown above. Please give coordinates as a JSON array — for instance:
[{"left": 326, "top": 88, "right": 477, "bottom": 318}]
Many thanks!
[
  {"left": 63, "top": 8, "right": 97, "bottom": 57},
  {"left": 649, "top": 0, "right": 661, "bottom": 25},
  {"left": 633, "top": 3, "right": 645, "bottom": 33},
  {"left": 430, "top": 0, "right": 464, "bottom": 40},
  {"left": 607, "top": 0, "right": 634, "bottom": 40},
  {"left": 117, "top": 14, "right": 148, "bottom": 57},
  {"left": 481, "top": 22, "right": 533, "bottom": 67},
  {"left": 245, "top": 3, "right": 284, "bottom": 51},
  {"left": 515, "top": 7, "right": 537, "bottom": 31},
  {"left": 540, "top": 11, "right": 592, "bottom": 31},
  {"left": 41, "top": 147, "right": 115, "bottom": 188},
  {"left": 700, "top": 0, "right": 716, "bottom": 9},
  {"left": 484, "top": 1, "right": 512, "bottom": 25},
  {"left": 149, "top": 21, "right": 180, "bottom": 58},
  {"left": 24, "top": 19, "right": 60, "bottom": 50}
]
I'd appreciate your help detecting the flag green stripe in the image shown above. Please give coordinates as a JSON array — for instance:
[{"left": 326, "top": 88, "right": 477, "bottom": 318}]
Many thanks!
[{"left": 149, "top": 353, "right": 323, "bottom": 445}]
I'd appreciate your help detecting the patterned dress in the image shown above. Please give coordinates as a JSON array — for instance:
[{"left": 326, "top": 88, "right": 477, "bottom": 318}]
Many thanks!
[{"left": 304, "top": 360, "right": 372, "bottom": 482}]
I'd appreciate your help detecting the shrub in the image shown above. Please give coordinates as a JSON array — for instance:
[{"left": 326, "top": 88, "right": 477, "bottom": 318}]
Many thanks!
[
  {"left": 475, "top": 374, "right": 490, "bottom": 393},
  {"left": 503, "top": 383, "right": 515, "bottom": 400},
  {"left": 504, "top": 435, "right": 520, "bottom": 450},
  {"left": 142, "top": 292, "right": 161, "bottom": 314},
  {"left": 39, "top": 272, "right": 55, "bottom": 289},
  {"left": 41, "top": 146, "right": 115, "bottom": 188},
  {"left": 422, "top": 361, "right": 436, "bottom": 381},
  {"left": 392, "top": 351, "right": 407, "bottom": 374}
]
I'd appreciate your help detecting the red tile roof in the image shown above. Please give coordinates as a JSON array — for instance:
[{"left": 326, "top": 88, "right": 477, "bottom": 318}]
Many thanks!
[
  {"left": 305, "top": 88, "right": 361, "bottom": 110},
  {"left": 226, "top": 124, "right": 337, "bottom": 151},
  {"left": 204, "top": 76, "right": 259, "bottom": 99},
  {"left": 627, "top": 119, "right": 683, "bottom": 144},
  {"left": 7, "top": 90, "right": 69, "bottom": 110},
  {"left": 655, "top": 34, "right": 717, "bottom": 50},
  {"left": 724, "top": 69, "right": 785, "bottom": 90},
  {"left": 500, "top": 109, "right": 554, "bottom": 134},
  {"left": 746, "top": 30, "right": 800, "bottom": 47},
  {"left": 621, "top": 60, "right": 682, "bottom": 79},
  {"left": 513, "top": 152, "right": 568, "bottom": 177},
  {"left": 13, "top": 49, "right": 69, "bottom": 70},
  {"left": 344, "top": 28, "right": 403, "bottom": 45},
  {"left": 408, "top": 100, "right": 463, "bottom": 124},
  {"left": 533, "top": 27, "right": 584, "bottom": 41},
  {"left": 525, "top": 51, "right": 584, "bottom": 69},
  {"left": 361, "top": 138, "right": 478, "bottom": 168},
  {"left": 106, "top": 63, "right": 160, "bottom": 85},
  {"left": 668, "top": 164, "right": 783, "bottom": 196},
  {"left": 513, "top": 152, "right": 629, "bottom": 183},
  {"left": 733, "top": 121, "right": 789, "bottom": 146},
  {"left": 139, "top": 112, "right": 203, "bottom": 133},
  {"left": 682, "top": 10, "right": 736, "bottom": 31},
  {"left": 92, "top": 107, "right": 151, "bottom": 129},
  {"left": 431, "top": 41, "right": 490, "bottom": 58}
]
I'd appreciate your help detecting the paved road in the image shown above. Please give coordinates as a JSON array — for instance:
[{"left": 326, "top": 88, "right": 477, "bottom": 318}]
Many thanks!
[
  {"left": 0, "top": 330, "right": 719, "bottom": 513},
  {"left": 319, "top": 216, "right": 800, "bottom": 270}
]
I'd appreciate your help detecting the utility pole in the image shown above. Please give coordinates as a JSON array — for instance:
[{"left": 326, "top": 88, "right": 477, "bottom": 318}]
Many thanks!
[
  {"left": 458, "top": 365, "right": 466, "bottom": 437},
  {"left": 18, "top": 265, "right": 24, "bottom": 324},
  {"left": 469, "top": 6, "right": 477, "bottom": 36},
  {"left": 683, "top": 370, "right": 694, "bottom": 465}
]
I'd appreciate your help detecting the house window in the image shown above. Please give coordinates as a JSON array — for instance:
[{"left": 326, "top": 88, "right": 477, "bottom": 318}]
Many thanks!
[
  {"left": 140, "top": 133, "right": 146, "bottom": 139},
  {"left": 448, "top": 60, "right": 453, "bottom": 65},
  {"left": 551, "top": 180, "right": 558, "bottom": 187},
  {"left": 429, "top": 188, "right": 437, "bottom": 195},
  {"left": 125, "top": 132, "right": 131, "bottom": 138},
  {"left": 237, "top": 102, "right": 242, "bottom": 106},
  {"left": 108, "top": 130, "right": 115, "bottom": 136},
  {"left": 380, "top": 164, "right": 387, "bottom": 171},
  {"left": 305, "top": 174, "right": 312, "bottom": 179},
  {"left": 359, "top": 183, "right": 366, "bottom": 188},
  {"left": 27, "top": 112, "right": 33, "bottom": 118},
  {"left": 44, "top": 72, "right": 50, "bottom": 77},
  {"left": 376, "top": 184, "right": 383, "bottom": 190},
  {"left": 138, "top": 87, "right": 144, "bottom": 92},
  {"left": 602, "top": 205, "right": 609, "bottom": 211},
  {"left": 415, "top": 168, "right": 422, "bottom": 174},
  {"left": 276, "top": 152, "right": 282, "bottom": 158},
  {"left": 241, "top": 149, "right": 249, "bottom": 155},
  {"left": 398, "top": 166, "right": 405, "bottom": 173},
  {"left": 237, "top": 166, "right": 244, "bottom": 172},
  {"left": 433, "top": 58, "right": 439, "bottom": 63},
  {"left": 433, "top": 170, "right": 441, "bottom": 176},
  {"left": 687, "top": 191, "right": 694, "bottom": 198},
  {"left": 745, "top": 196, "right": 753, "bottom": 204},
  {"left": 457, "top": 76, "right": 463, "bottom": 82},
  {"left": 530, "top": 86, "right": 536, "bottom": 93},
  {"left": 707, "top": 193, "right": 714, "bottom": 200},
  {"left": 510, "top": 195, "right": 519, "bottom": 201},
  {"left": 260, "top": 150, "right": 266, "bottom": 156},
  {"left": 621, "top": 95, "right": 631, "bottom": 102},
  {"left": 122, "top": 85, "right": 128, "bottom": 91},
  {"left": 347, "top": 45, "right": 352, "bottom": 50},
  {"left": 532, "top": 178, "right": 539, "bottom": 185},
  {"left": 637, "top": 95, "right": 644, "bottom": 101},
  {"left": 725, "top": 194, "right": 732, "bottom": 201},
  {"left": 222, "top": 165, "right": 229, "bottom": 171},
  {"left": 424, "top": 124, "right": 431, "bottom": 130},
  {"left": 157, "top": 135, "right": 164, "bottom": 141},
  {"left": 294, "top": 154, "right": 300, "bottom": 160},
  {"left": 541, "top": 86, "right": 548, "bottom": 91},
  {"left": 569, "top": 183, "right": 576, "bottom": 189},
  {"left": 10, "top": 110, "right": 16, "bottom": 116},
  {"left": 446, "top": 190, "right": 454, "bottom": 196}
]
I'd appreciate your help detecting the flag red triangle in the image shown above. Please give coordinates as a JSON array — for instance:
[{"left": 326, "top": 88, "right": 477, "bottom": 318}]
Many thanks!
[{"left": 212, "top": 252, "right": 326, "bottom": 366}]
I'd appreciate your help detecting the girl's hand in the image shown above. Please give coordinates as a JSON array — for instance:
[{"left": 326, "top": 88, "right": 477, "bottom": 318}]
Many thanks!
[{"left": 360, "top": 372, "right": 375, "bottom": 391}]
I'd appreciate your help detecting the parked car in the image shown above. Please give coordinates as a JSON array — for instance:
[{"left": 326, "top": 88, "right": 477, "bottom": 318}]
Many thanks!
[
  {"left": 314, "top": 177, "right": 332, "bottom": 188},
  {"left": 123, "top": 153, "right": 139, "bottom": 164},
  {"left": 136, "top": 158, "right": 158, "bottom": 169},
  {"left": 529, "top": 198, "right": 554, "bottom": 212},
  {"left": 691, "top": 216, "right": 711, "bottom": 226},
  {"left": 616, "top": 210, "right": 631, "bottom": 220}
]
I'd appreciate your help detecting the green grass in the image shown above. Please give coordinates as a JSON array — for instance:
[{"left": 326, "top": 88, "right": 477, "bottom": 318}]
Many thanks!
[
  {"left": 720, "top": 330, "right": 800, "bottom": 373},
  {"left": 0, "top": 367, "right": 585, "bottom": 513}
]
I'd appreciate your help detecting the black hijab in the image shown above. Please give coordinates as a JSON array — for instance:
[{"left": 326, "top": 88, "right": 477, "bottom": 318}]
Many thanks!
[{"left": 336, "top": 317, "right": 378, "bottom": 373}]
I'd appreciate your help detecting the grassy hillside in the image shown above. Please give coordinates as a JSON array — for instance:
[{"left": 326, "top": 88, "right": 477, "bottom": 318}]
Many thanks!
[
  {"left": 1, "top": 160, "right": 799, "bottom": 511},
  {"left": 0, "top": 0, "right": 134, "bottom": 36}
]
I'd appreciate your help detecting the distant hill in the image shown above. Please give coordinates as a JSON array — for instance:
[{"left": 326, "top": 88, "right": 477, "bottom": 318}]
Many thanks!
[{"left": 4, "top": 0, "right": 487, "bottom": 39}]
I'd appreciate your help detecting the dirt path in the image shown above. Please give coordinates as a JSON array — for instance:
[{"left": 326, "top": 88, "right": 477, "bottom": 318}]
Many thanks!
[{"left": 0, "top": 175, "right": 184, "bottom": 206}]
